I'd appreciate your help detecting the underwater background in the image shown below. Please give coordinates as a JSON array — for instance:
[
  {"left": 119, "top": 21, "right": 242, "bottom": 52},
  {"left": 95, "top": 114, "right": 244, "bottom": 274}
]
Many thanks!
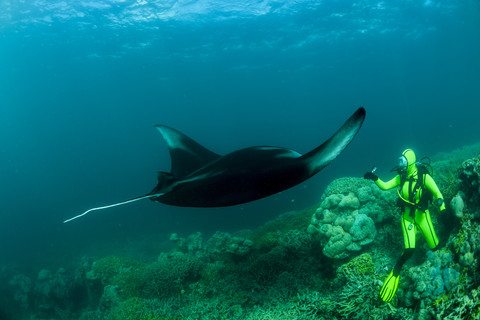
[{"left": 1, "top": 0, "right": 480, "bottom": 319}]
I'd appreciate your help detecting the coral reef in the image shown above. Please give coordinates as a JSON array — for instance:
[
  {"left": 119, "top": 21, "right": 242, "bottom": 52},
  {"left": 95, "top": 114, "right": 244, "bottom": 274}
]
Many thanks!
[
  {"left": 109, "top": 297, "right": 168, "bottom": 320},
  {"left": 2, "top": 143, "right": 480, "bottom": 319},
  {"left": 456, "top": 155, "right": 480, "bottom": 219},
  {"left": 336, "top": 252, "right": 375, "bottom": 279},
  {"left": 405, "top": 249, "right": 460, "bottom": 306},
  {"left": 34, "top": 268, "right": 76, "bottom": 316},
  {"left": 170, "top": 231, "right": 254, "bottom": 261},
  {"left": 8, "top": 274, "right": 32, "bottom": 308},
  {"left": 89, "top": 255, "right": 144, "bottom": 286},
  {"left": 307, "top": 177, "right": 397, "bottom": 259},
  {"left": 458, "top": 157, "right": 480, "bottom": 203},
  {"left": 450, "top": 193, "right": 465, "bottom": 218},
  {"left": 448, "top": 216, "right": 480, "bottom": 268}
]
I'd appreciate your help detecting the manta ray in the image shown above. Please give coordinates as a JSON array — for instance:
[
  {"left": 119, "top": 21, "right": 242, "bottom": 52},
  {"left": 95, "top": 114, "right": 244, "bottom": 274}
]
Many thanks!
[{"left": 64, "top": 107, "right": 365, "bottom": 223}]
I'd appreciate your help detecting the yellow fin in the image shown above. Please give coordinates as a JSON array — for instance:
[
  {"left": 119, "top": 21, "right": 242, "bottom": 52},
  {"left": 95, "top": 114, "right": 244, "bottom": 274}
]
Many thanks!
[{"left": 379, "top": 271, "right": 400, "bottom": 302}]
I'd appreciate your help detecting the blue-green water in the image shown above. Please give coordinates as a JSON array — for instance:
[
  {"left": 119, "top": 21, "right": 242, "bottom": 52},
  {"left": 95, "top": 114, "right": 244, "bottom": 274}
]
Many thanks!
[{"left": 1, "top": 0, "right": 479, "bottom": 272}]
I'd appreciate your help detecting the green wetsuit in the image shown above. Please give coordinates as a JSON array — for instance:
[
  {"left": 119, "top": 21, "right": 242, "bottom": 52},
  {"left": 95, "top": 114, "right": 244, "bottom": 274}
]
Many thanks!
[
  {"left": 375, "top": 167, "right": 446, "bottom": 249},
  {"left": 373, "top": 149, "right": 447, "bottom": 302}
]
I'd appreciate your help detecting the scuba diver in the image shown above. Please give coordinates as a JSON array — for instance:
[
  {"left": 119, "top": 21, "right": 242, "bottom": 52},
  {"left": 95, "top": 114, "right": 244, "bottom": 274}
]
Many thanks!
[{"left": 364, "top": 149, "right": 446, "bottom": 302}]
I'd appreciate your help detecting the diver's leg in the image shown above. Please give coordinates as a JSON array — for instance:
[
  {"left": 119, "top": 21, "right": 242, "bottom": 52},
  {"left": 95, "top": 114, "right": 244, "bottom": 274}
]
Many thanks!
[
  {"left": 392, "top": 248, "right": 414, "bottom": 275},
  {"left": 401, "top": 208, "right": 417, "bottom": 249},
  {"left": 395, "top": 208, "right": 417, "bottom": 273},
  {"left": 380, "top": 210, "right": 416, "bottom": 302},
  {"left": 416, "top": 209, "right": 439, "bottom": 250}
]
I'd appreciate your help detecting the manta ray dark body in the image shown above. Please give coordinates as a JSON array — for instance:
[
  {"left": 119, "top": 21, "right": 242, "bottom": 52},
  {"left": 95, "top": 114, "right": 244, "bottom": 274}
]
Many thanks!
[{"left": 64, "top": 107, "right": 365, "bottom": 223}]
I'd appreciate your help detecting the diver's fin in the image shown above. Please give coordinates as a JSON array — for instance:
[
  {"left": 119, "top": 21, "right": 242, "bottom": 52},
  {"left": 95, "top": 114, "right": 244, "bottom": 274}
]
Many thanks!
[
  {"left": 379, "top": 270, "right": 400, "bottom": 302},
  {"left": 63, "top": 193, "right": 164, "bottom": 223},
  {"left": 155, "top": 125, "right": 220, "bottom": 177}
]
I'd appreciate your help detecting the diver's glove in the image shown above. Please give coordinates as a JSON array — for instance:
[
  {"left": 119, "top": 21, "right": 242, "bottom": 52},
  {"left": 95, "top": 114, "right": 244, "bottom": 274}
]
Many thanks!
[
  {"left": 435, "top": 198, "right": 444, "bottom": 207},
  {"left": 364, "top": 171, "right": 378, "bottom": 181},
  {"left": 435, "top": 199, "right": 447, "bottom": 214},
  {"left": 380, "top": 270, "right": 400, "bottom": 303}
]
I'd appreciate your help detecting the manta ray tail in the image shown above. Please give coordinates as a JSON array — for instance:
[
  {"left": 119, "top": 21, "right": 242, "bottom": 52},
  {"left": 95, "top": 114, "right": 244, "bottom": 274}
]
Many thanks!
[{"left": 63, "top": 194, "right": 163, "bottom": 223}]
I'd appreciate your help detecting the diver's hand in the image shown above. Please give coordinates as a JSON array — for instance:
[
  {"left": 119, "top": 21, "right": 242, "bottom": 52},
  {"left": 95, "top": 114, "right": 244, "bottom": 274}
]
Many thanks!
[{"left": 364, "top": 172, "right": 378, "bottom": 181}]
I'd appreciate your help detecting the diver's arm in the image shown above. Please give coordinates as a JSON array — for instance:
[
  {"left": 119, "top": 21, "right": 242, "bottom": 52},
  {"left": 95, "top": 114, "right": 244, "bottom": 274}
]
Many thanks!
[
  {"left": 425, "top": 174, "right": 447, "bottom": 211},
  {"left": 375, "top": 175, "right": 401, "bottom": 191}
]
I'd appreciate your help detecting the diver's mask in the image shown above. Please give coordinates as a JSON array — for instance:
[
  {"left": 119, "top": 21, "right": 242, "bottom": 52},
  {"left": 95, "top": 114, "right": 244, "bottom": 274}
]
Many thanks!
[
  {"left": 391, "top": 155, "right": 408, "bottom": 174},
  {"left": 398, "top": 156, "right": 408, "bottom": 171}
]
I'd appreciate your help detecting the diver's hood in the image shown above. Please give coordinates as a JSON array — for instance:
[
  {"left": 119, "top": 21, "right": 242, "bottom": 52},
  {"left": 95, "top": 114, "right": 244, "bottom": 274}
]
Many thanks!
[{"left": 391, "top": 149, "right": 417, "bottom": 175}]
